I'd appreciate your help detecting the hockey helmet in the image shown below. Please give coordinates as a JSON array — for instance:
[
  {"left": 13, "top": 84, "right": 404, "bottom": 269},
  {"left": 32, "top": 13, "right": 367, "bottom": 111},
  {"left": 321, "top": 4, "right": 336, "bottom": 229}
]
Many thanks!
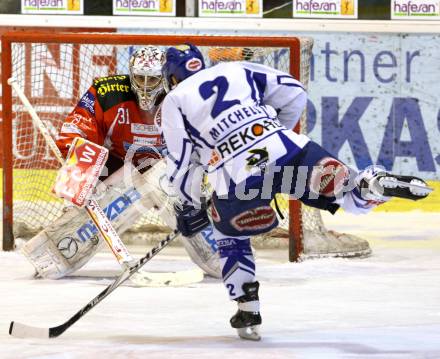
[
  {"left": 129, "top": 46, "right": 166, "bottom": 110},
  {"left": 162, "top": 44, "right": 205, "bottom": 92}
]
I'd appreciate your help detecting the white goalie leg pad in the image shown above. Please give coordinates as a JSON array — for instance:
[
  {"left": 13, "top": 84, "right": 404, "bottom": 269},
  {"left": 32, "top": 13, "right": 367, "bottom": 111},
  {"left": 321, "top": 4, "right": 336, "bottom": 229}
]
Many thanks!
[
  {"left": 22, "top": 163, "right": 160, "bottom": 279},
  {"left": 23, "top": 159, "right": 221, "bottom": 279},
  {"left": 180, "top": 227, "right": 221, "bottom": 279},
  {"left": 135, "top": 160, "right": 221, "bottom": 279},
  {"left": 21, "top": 205, "right": 103, "bottom": 279},
  {"left": 21, "top": 230, "right": 76, "bottom": 279}
]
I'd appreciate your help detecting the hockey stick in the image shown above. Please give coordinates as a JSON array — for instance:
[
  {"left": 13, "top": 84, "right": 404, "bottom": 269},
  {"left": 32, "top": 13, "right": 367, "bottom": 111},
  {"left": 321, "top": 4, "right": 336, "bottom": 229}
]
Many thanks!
[
  {"left": 8, "top": 77, "right": 135, "bottom": 267},
  {"left": 9, "top": 229, "right": 180, "bottom": 339}
]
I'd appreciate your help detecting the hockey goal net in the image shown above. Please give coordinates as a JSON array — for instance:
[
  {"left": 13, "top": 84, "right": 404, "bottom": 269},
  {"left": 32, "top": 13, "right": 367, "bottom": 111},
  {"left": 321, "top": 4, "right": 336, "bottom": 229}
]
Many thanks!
[{"left": 1, "top": 31, "right": 370, "bottom": 260}]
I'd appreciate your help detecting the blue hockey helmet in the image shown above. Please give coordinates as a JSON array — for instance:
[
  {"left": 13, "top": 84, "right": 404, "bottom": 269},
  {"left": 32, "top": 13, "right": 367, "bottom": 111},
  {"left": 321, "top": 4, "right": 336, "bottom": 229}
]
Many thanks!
[{"left": 162, "top": 44, "right": 205, "bottom": 92}]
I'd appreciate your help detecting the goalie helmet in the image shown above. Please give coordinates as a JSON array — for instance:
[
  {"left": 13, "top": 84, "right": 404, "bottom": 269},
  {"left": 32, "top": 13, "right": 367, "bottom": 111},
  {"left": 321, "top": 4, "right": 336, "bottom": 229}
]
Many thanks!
[
  {"left": 162, "top": 44, "right": 205, "bottom": 92},
  {"left": 129, "top": 46, "right": 166, "bottom": 111}
]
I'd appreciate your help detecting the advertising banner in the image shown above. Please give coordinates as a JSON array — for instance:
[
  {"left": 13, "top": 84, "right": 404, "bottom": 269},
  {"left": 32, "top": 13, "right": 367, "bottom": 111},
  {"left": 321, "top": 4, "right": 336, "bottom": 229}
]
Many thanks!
[
  {"left": 293, "top": 0, "right": 358, "bottom": 18},
  {"left": 305, "top": 33, "right": 439, "bottom": 180},
  {"left": 21, "top": 0, "right": 83, "bottom": 14},
  {"left": 391, "top": 0, "right": 440, "bottom": 20},
  {"left": 199, "top": 0, "right": 263, "bottom": 17},
  {"left": 113, "top": 0, "right": 176, "bottom": 16}
]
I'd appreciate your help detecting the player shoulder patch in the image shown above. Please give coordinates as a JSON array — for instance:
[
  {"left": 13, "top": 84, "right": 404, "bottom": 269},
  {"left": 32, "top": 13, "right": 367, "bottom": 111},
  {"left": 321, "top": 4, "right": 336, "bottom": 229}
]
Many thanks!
[
  {"left": 78, "top": 90, "right": 96, "bottom": 115},
  {"left": 92, "top": 74, "right": 135, "bottom": 111}
]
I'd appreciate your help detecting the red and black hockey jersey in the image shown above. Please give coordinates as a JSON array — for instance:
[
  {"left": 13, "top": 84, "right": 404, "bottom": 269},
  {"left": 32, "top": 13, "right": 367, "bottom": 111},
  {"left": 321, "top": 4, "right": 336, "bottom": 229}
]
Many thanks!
[{"left": 56, "top": 74, "right": 165, "bottom": 167}]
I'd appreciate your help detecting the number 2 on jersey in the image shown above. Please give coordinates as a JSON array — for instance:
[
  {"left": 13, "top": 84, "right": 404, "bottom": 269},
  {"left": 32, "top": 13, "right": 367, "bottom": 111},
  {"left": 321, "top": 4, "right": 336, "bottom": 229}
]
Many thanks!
[{"left": 199, "top": 76, "right": 240, "bottom": 118}]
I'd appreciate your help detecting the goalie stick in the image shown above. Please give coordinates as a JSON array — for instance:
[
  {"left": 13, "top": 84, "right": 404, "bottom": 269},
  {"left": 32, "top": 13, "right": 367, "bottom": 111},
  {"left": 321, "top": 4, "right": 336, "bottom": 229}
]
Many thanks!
[
  {"left": 7, "top": 77, "right": 134, "bottom": 267},
  {"left": 9, "top": 229, "right": 180, "bottom": 339}
]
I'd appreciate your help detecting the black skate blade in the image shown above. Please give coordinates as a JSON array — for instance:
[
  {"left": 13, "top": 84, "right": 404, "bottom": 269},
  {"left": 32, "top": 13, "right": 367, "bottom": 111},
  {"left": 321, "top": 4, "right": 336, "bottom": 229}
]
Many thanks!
[{"left": 378, "top": 175, "right": 433, "bottom": 200}]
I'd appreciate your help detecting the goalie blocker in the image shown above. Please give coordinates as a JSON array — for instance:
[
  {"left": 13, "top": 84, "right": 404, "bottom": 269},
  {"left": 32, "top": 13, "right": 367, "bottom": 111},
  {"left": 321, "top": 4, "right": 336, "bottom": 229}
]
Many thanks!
[
  {"left": 52, "top": 137, "right": 109, "bottom": 207},
  {"left": 22, "top": 160, "right": 221, "bottom": 279}
]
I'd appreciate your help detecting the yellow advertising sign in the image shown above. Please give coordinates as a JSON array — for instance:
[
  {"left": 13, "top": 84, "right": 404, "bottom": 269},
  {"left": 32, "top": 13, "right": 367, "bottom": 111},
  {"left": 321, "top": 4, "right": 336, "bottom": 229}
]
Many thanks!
[
  {"left": 21, "top": 0, "right": 83, "bottom": 14},
  {"left": 199, "top": 0, "right": 263, "bottom": 17},
  {"left": 391, "top": 0, "right": 440, "bottom": 20},
  {"left": 113, "top": 0, "right": 176, "bottom": 16},
  {"left": 293, "top": 0, "right": 358, "bottom": 18}
]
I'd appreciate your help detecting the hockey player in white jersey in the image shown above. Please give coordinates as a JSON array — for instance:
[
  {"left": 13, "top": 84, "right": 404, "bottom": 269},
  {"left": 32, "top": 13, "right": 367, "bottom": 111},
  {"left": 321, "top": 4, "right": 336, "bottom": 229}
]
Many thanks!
[{"left": 159, "top": 44, "right": 432, "bottom": 340}]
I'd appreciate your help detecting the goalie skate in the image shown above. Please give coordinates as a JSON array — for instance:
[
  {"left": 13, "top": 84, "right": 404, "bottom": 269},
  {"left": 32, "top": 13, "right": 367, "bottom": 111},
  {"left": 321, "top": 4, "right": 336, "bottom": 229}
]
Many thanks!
[{"left": 360, "top": 171, "right": 433, "bottom": 201}]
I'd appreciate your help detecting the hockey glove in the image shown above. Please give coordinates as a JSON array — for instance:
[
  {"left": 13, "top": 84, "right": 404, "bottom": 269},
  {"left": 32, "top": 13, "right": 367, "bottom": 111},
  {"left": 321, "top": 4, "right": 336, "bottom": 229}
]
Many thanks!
[{"left": 174, "top": 203, "right": 210, "bottom": 237}]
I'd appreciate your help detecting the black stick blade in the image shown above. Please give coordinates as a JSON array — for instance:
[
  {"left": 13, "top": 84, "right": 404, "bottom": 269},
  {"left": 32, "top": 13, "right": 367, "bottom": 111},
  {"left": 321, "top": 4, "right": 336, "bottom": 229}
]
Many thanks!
[{"left": 8, "top": 230, "right": 180, "bottom": 339}]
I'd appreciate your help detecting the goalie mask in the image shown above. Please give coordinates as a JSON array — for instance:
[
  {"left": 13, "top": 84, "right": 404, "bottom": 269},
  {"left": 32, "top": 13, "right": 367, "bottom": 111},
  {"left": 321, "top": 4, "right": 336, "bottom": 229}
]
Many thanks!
[
  {"left": 162, "top": 44, "right": 205, "bottom": 92},
  {"left": 129, "top": 46, "right": 166, "bottom": 111}
]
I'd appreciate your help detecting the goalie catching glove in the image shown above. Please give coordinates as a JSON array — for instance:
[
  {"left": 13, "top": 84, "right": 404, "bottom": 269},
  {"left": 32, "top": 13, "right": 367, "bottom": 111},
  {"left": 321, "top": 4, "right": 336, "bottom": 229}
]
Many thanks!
[{"left": 175, "top": 203, "right": 211, "bottom": 237}]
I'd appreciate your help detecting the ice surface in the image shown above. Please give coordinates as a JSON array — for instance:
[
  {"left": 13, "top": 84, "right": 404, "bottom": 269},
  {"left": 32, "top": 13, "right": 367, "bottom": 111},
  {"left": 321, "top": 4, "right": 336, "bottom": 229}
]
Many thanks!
[{"left": 1, "top": 212, "right": 440, "bottom": 359}]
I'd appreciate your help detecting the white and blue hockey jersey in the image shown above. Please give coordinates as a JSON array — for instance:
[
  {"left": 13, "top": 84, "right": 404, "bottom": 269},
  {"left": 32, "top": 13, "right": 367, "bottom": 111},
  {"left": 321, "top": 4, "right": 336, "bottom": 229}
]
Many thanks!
[{"left": 160, "top": 61, "right": 309, "bottom": 205}]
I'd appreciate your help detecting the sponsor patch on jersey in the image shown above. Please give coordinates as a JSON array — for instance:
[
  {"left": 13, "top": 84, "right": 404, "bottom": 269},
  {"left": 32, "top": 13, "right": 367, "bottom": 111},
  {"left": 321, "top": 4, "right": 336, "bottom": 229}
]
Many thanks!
[
  {"left": 123, "top": 141, "right": 166, "bottom": 155},
  {"left": 93, "top": 75, "right": 128, "bottom": 86},
  {"left": 231, "top": 206, "right": 277, "bottom": 232},
  {"left": 96, "top": 81, "right": 131, "bottom": 97},
  {"left": 60, "top": 123, "right": 86, "bottom": 137},
  {"left": 92, "top": 75, "right": 135, "bottom": 111},
  {"left": 68, "top": 113, "right": 94, "bottom": 132},
  {"left": 309, "top": 157, "right": 349, "bottom": 197},
  {"left": 133, "top": 136, "right": 159, "bottom": 146},
  {"left": 208, "top": 150, "right": 221, "bottom": 166},
  {"left": 131, "top": 123, "right": 159, "bottom": 135},
  {"left": 245, "top": 147, "right": 269, "bottom": 172},
  {"left": 186, "top": 58, "right": 203, "bottom": 72},
  {"left": 215, "top": 119, "right": 282, "bottom": 161},
  {"left": 78, "top": 91, "right": 96, "bottom": 115}
]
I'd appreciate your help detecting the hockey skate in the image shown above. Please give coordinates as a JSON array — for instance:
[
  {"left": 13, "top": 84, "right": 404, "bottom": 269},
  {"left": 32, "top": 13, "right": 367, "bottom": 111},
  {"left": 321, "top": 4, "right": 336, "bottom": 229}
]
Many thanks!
[
  {"left": 357, "top": 167, "right": 433, "bottom": 202},
  {"left": 230, "top": 282, "right": 262, "bottom": 341}
]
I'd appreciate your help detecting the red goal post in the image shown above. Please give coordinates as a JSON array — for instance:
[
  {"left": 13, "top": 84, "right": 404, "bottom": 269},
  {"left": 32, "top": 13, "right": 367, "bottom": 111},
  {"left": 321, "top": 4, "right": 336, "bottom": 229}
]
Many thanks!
[{"left": 1, "top": 31, "right": 369, "bottom": 261}]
